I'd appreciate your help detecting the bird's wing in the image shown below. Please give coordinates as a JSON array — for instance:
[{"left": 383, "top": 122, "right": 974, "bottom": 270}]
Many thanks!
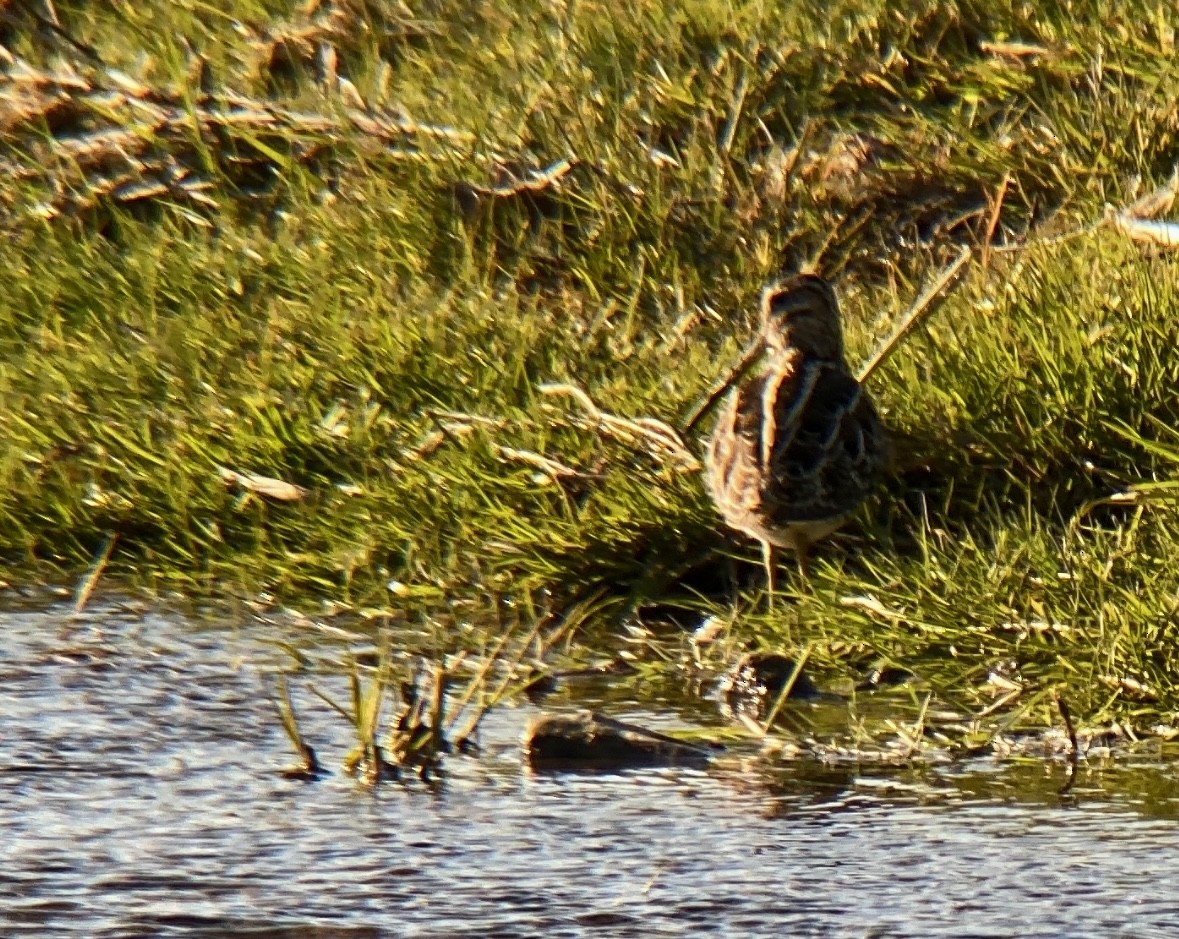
[{"left": 764, "top": 359, "right": 883, "bottom": 523}]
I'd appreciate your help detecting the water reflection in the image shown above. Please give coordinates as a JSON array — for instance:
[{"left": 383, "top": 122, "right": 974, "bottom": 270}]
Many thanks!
[{"left": 2, "top": 599, "right": 1178, "bottom": 938}]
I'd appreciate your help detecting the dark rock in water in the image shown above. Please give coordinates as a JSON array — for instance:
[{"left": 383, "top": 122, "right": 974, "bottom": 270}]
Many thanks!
[
  {"left": 523, "top": 711, "right": 718, "bottom": 771},
  {"left": 719, "top": 651, "right": 822, "bottom": 710}
]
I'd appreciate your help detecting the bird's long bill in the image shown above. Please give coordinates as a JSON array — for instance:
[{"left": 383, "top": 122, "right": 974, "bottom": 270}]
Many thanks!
[{"left": 680, "top": 337, "right": 766, "bottom": 438}]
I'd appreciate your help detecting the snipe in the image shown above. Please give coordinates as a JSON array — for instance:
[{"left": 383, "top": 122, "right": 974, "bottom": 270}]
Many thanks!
[{"left": 705, "top": 275, "right": 886, "bottom": 603}]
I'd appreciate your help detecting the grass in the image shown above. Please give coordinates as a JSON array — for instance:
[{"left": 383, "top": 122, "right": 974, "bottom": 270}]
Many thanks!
[{"left": 5, "top": 0, "right": 1179, "bottom": 747}]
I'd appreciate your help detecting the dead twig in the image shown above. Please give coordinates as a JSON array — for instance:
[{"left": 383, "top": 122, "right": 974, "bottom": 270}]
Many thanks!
[
  {"left": 496, "top": 446, "right": 584, "bottom": 480},
  {"left": 540, "top": 382, "right": 699, "bottom": 470},
  {"left": 978, "top": 40, "right": 1052, "bottom": 59},
  {"left": 218, "top": 466, "right": 308, "bottom": 501},
  {"left": 470, "top": 157, "right": 576, "bottom": 198}
]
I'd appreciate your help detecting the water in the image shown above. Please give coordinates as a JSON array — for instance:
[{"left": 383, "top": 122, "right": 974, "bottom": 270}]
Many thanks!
[{"left": 3, "top": 599, "right": 1179, "bottom": 938}]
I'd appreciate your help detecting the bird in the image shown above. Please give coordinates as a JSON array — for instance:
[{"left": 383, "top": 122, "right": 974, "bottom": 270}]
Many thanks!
[{"left": 705, "top": 274, "right": 886, "bottom": 604}]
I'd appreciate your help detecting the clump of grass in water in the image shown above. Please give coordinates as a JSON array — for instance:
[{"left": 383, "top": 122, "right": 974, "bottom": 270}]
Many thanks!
[
  {"left": 278, "top": 647, "right": 464, "bottom": 786},
  {"left": 275, "top": 596, "right": 590, "bottom": 784}
]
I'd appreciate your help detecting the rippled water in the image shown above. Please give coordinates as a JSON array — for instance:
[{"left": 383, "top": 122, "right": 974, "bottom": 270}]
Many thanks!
[{"left": 3, "top": 599, "right": 1179, "bottom": 938}]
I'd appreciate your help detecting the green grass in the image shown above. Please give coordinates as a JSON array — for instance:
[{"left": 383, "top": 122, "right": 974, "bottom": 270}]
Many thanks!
[{"left": 5, "top": 0, "right": 1179, "bottom": 744}]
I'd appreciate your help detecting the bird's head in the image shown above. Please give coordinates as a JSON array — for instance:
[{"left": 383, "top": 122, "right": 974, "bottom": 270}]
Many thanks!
[{"left": 760, "top": 275, "right": 845, "bottom": 361}]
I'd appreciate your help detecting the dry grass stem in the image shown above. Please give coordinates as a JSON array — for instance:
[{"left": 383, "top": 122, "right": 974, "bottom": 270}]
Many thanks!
[
  {"left": 857, "top": 246, "right": 973, "bottom": 384},
  {"left": 540, "top": 382, "right": 699, "bottom": 470},
  {"left": 218, "top": 467, "right": 308, "bottom": 502},
  {"left": 72, "top": 533, "right": 118, "bottom": 615}
]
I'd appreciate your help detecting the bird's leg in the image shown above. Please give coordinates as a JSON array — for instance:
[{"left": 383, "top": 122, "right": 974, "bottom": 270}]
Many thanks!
[
  {"left": 762, "top": 541, "right": 777, "bottom": 611},
  {"left": 796, "top": 539, "right": 812, "bottom": 588}
]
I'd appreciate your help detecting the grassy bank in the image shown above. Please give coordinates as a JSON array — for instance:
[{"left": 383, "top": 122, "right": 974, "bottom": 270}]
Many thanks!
[{"left": 4, "top": 0, "right": 1179, "bottom": 741}]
